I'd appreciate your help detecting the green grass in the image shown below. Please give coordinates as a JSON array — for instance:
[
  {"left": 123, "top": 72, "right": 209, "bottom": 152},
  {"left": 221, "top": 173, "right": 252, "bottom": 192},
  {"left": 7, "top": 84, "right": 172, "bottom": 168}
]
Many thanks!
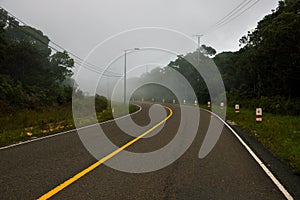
[
  {"left": 201, "top": 105, "right": 300, "bottom": 174},
  {"left": 0, "top": 104, "right": 74, "bottom": 146},
  {"left": 0, "top": 103, "right": 138, "bottom": 147}
]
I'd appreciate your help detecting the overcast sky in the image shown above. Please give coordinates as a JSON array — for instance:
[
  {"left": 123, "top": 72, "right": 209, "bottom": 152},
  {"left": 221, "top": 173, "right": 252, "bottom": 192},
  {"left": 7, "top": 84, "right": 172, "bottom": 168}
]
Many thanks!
[
  {"left": 2, "top": 0, "right": 279, "bottom": 54},
  {"left": 1, "top": 0, "right": 279, "bottom": 93}
]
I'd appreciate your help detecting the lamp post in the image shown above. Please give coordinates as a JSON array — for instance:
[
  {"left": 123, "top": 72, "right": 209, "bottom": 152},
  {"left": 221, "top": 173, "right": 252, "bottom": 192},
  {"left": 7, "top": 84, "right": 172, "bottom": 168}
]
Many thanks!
[{"left": 124, "top": 48, "right": 140, "bottom": 104}]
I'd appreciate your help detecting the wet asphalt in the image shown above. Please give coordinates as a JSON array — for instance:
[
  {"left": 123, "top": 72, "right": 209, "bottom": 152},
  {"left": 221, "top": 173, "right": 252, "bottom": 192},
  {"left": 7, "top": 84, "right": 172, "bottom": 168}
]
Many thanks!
[{"left": 0, "top": 103, "right": 297, "bottom": 199}]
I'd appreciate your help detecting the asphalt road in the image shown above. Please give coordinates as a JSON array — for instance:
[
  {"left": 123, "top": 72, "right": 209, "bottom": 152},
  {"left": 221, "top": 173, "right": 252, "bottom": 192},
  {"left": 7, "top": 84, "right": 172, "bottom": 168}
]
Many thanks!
[{"left": 0, "top": 103, "right": 293, "bottom": 199}]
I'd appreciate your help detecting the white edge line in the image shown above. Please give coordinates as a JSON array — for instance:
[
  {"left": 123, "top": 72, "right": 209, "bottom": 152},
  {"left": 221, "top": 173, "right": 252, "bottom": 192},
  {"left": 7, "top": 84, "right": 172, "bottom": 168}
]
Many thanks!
[
  {"left": 0, "top": 104, "right": 142, "bottom": 150},
  {"left": 200, "top": 108, "right": 294, "bottom": 200}
]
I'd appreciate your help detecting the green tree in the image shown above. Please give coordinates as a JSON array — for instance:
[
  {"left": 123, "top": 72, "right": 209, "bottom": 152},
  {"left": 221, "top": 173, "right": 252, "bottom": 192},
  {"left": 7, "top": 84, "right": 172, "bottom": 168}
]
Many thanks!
[
  {"left": 0, "top": 8, "right": 76, "bottom": 110},
  {"left": 200, "top": 45, "right": 217, "bottom": 56}
]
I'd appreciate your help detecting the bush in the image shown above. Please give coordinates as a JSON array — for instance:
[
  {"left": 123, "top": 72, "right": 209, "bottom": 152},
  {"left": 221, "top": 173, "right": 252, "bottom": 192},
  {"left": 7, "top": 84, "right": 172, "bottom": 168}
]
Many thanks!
[{"left": 227, "top": 92, "right": 300, "bottom": 116}]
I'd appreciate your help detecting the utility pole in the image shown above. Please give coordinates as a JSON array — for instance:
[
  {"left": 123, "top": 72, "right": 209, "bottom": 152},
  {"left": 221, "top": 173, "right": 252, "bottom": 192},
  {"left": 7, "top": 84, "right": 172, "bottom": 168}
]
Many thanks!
[
  {"left": 124, "top": 48, "right": 140, "bottom": 104},
  {"left": 194, "top": 34, "right": 203, "bottom": 50},
  {"left": 194, "top": 34, "right": 203, "bottom": 63},
  {"left": 106, "top": 78, "right": 110, "bottom": 109},
  {"left": 124, "top": 50, "right": 127, "bottom": 104}
]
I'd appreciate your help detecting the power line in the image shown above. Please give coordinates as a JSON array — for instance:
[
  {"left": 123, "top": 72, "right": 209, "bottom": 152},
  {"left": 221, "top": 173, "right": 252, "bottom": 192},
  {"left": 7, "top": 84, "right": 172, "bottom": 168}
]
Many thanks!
[
  {"left": 215, "top": 0, "right": 260, "bottom": 30},
  {"left": 214, "top": 0, "right": 252, "bottom": 27},
  {"left": 204, "top": 0, "right": 260, "bottom": 34},
  {"left": 0, "top": 7, "right": 122, "bottom": 78},
  {"left": 2, "top": 16, "right": 109, "bottom": 76}
]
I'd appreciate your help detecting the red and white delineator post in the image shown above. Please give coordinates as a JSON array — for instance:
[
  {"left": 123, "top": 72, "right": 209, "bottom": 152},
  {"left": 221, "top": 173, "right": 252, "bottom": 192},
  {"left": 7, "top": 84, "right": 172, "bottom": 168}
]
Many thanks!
[
  {"left": 235, "top": 104, "right": 240, "bottom": 113},
  {"left": 220, "top": 102, "right": 224, "bottom": 109},
  {"left": 194, "top": 100, "right": 198, "bottom": 106},
  {"left": 256, "top": 108, "right": 262, "bottom": 122}
]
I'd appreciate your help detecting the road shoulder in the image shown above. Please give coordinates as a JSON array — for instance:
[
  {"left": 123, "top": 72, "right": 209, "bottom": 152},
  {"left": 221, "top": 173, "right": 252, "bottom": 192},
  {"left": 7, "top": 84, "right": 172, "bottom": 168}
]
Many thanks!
[{"left": 230, "top": 124, "right": 300, "bottom": 199}]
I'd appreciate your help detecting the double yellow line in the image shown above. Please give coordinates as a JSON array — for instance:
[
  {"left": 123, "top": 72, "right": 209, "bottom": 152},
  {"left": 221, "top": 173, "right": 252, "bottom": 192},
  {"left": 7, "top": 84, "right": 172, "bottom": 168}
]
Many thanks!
[{"left": 38, "top": 106, "right": 173, "bottom": 199}]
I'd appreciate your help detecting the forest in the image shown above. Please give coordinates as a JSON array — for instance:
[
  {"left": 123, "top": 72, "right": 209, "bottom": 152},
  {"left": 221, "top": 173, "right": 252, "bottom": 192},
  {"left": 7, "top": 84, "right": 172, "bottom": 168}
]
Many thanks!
[
  {"left": 1, "top": 1, "right": 299, "bottom": 116},
  {"left": 0, "top": 8, "right": 77, "bottom": 113},
  {"left": 215, "top": 0, "right": 300, "bottom": 115},
  {"left": 133, "top": 0, "right": 300, "bottom": 115},
  {"left": 0, "top": 1, "right": 299, "bottom": 172}
]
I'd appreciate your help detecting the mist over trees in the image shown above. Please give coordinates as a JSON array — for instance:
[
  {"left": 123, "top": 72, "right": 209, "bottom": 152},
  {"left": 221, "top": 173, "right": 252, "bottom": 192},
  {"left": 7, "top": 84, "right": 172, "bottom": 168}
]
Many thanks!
[
  {"left": 0, "top": 8, "right": 77, "bottom": 112},
  {"left": 1, "top": 0, "right": 299, "bottom": 116},
  {"left": 215, "top": 0, "right": 300, "bottom": 114},
  {"left": 133, "top": 0, "right": 300, "bottom": 115},
  {"left": 131, "top": 46, "right": 215, "bottom": 104}
]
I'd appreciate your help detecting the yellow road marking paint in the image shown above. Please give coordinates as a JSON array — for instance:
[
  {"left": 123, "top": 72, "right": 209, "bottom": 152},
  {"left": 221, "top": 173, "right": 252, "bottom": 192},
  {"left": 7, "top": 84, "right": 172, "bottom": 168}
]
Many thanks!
[{"left": 38, "top": 106, "right": 173, "bottom": 199}]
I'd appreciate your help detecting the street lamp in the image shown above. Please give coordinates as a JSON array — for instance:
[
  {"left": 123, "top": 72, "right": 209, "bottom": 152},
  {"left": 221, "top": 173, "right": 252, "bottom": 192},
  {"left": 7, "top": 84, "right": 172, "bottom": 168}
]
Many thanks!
[{"left": 124, "top": 48, "right": 140, "bottom": 104}]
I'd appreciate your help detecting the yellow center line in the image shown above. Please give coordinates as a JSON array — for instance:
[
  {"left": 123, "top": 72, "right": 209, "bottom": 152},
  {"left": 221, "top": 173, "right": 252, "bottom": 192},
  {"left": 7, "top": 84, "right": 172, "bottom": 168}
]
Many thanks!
[{"left": 38, "top": 105, "right": 173, "bottom": 199}]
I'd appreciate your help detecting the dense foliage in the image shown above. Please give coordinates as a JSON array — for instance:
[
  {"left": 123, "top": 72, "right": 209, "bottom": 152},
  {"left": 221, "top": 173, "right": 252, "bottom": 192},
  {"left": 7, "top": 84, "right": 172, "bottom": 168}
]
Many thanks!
[
  {"left": 214, "top": 0, "right": 300, "bottom": 114},
  {"left": 132, "top": 45, "right": 214, "bottom": 104},
  {"left": 133, "top": 1, "right": 300, "bottom": 115},
  {"left": 0, "top": 8, "right": 76, "bottom": 112}
]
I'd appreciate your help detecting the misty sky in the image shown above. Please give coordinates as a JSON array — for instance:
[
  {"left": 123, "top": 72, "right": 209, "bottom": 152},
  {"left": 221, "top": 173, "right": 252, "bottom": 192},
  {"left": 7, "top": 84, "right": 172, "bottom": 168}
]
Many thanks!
[
  {"left": 1, "top": 0, "right": 279, "bottom": 94},
  {"left": 2, "top": 0, "right": 279, "bottom": 55}
]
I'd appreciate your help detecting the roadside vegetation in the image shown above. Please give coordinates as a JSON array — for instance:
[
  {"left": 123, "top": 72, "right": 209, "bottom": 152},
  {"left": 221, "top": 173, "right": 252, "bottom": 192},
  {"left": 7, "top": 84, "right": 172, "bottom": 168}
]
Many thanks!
[
  {"left": 0, "top": 9, "right": 138, "bottom": 147},
  {"left": 0, "top": 1, "right": 299, "bottom": 173},
  {"left": 200, "top": 104, "right": 300, "bottom": 174},
  {"left": 133, "top": 0, "right": 300, "bottom": 174},
  {"left": 214, "top": 0, "right": 300, "bottom": 174},
  {"left": 226, "top": 106, "right": 300, "bottom": 175},
  {"left": 133, "top": 1, "right": 300, "bottom": 114},
  {"left": 0, "top": 98, "right": 138, "bottom": 147}
]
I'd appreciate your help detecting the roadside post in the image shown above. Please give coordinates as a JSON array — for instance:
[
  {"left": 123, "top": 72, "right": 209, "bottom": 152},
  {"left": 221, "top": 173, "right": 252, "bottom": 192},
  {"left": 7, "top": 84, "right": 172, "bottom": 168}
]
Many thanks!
[
  {"left": 194, "top": 100, "right": 198, "bottom": 106},
  {"left": 256, "top": 108, "right": 262, "bottom": 122},
  {"left": 220, "top": 102, "right": 224, "bottom": 109},
  {"left": 208, "top": 101, "right": 211, "bottom": 108},
  {"left": 235, "top": 104, "right": 240, "bottom": 113}
]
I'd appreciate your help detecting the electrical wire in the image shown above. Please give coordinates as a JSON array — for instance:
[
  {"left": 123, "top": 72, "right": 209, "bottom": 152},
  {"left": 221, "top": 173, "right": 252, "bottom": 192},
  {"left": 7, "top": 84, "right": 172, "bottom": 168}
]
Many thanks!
[
  {"left": 0, "top": 7, "right": 123, "bottom": 78},
  {"left": 215, "top": 0, "right": 260, "bottom": 30},
  {"left": 204, "top": 0, "right": 261, "bottom": 34}
]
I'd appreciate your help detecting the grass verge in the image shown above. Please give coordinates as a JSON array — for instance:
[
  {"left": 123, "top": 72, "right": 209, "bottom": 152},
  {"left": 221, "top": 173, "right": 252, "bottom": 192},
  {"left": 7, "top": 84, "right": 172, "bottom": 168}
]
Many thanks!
[
  {"left": 0, "top": 103, "right": 138, "bottom": 147},
  {"left": 201, "top": 105, "right": 300, "bottom": 174}
]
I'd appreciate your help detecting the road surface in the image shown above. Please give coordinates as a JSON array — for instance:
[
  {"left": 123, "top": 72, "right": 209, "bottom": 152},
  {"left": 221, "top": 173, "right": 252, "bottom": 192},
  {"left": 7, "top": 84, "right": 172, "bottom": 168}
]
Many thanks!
[{"left": 0, "top": 103, "right": 294, "bottom": 199}]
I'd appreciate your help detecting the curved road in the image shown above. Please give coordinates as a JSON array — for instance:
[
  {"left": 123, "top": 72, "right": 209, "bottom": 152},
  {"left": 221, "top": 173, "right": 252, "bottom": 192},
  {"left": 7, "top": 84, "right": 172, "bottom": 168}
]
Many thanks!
[{"left": 0, "top": 103, "right": 294, "bottom": 199}]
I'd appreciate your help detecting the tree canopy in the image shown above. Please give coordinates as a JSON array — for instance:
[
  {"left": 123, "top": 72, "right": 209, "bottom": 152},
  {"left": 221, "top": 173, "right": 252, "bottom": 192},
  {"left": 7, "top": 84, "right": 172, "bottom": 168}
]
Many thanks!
[
  {"left": 132, "top": 0, "right": 300, "bottom": 115},
  {"left": 0, "top": 8, "right": 76, "bottom": 111}
]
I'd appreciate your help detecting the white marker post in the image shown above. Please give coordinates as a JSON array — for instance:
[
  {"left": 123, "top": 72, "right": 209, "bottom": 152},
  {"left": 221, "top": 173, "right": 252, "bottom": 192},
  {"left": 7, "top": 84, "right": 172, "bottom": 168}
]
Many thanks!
[
  {"left": 173, "top": 99, "right": 175, "bottom": 104},
  {"left": 183, "top": 99, "right": 186, "bottom": 104},
  {"left": 112, "top": 107, "right": 114, "bottom": 113},
  {"left": 220, "top": 102, "right": 224, "bottom": 109},
  {"left": 256, "top": 108, "right": 262, "bottom": 122},
  {"left": 208, "top": 101, "right": 211, "bottom": 108},
  {"left": 194, "top": 100, "right": 198, "bottom": 106},
  {"left": 235, "top": 104, "right": 240, "bottom": 113}
]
